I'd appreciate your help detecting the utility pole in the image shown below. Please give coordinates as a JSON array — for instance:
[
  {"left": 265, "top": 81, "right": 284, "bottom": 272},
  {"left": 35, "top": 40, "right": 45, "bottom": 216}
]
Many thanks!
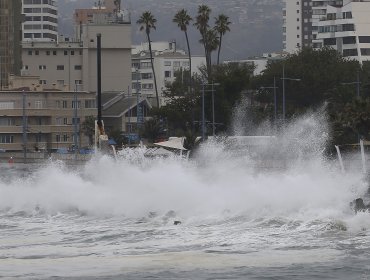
[
  {"left": 73, "top": 85, "right": 78, "bottom": 160},
  {"left": 22, "top": 90, "right": 27, "bottom": 163},
  {"left": 281, "top": 64, "right": 301, "bottom": 123}
]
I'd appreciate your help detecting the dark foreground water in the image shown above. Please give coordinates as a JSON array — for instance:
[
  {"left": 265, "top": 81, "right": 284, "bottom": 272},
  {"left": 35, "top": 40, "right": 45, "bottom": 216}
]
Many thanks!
[{"left": 0, "top": 142, "right": 370, "bottom": 279}]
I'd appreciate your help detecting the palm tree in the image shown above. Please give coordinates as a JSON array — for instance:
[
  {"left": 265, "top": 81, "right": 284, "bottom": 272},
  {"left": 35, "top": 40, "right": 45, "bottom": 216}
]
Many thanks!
[
  {"left": 173, "top": 9, "right": 193, "bottom": 88},
  {"left": 137, "top": 11, "right": 160, "bottom": 107},
  {"left": 194, "top": 5, "right": 212, "bottom": 78},
  {"left": 214, "top": 14, "right": 231, "bottom": 65}
]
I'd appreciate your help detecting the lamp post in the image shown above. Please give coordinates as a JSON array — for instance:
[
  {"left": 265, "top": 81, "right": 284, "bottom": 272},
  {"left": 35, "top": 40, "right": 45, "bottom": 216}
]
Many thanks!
[
  {"left": 260, "top": 76, "right": 278, "bottom": 123},
  {"left": 341, "top": 69, "right": 361, "bottom": 98},
  {"left": 281, "top": 64, "right": 301, "bottom": 122},
  {"left": 202, "top": 82, "right": 220, "bottom": 139},
  {"left": 22, "top": 90, "right": 27, "bottom": 163}
]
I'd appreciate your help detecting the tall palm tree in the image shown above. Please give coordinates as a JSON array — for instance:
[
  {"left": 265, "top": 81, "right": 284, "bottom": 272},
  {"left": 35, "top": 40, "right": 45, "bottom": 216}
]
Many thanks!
[
  {"left": 194, "top": 5, "right": 212, "bottom": 79},
  {"left": 173, "top": 9, "right": 193, "bottom": 88},
  {"left": 214, "top": 14, "right": 231, "bottom": 65},
  {"left": 137, "top": 11, "right": 160, "bottom": 107}
]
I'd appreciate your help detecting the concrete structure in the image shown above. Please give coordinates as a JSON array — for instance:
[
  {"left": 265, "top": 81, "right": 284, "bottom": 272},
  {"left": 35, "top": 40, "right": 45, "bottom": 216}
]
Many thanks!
[
  {"left": 131, "top": 42, "right": 206, "bottom": 106},
  {"left": 22, "top": 0, "right": 58, "bottom": 42},
  {"left": 317, "top": 0, "right": 370, "bottom": 63},
  {"left": 0, "top": 87, "right": 96, "bottom": 153},
  {"left": 22, "top": 20, "right": 132, "bottom": 93},
  {"left": 283, "top": 0, "right": 344, "bottom": 53},
  {"left": 0, "top": 0, "right": 22, "bottom": 89}
]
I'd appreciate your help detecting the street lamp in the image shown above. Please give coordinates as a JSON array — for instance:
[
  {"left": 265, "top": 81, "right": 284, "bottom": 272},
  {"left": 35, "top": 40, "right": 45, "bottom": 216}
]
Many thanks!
[
  {"left": 201, "top": 82, "right": 220, "bottom": 139},
  {"left": 260, "top": 76, "right": 278, "bottom": 122},
  {"left": 341, "top": 69, "right": 360, "bottom": 98},
  {"left": 281, "top": 64, "right": 301, "bottom": 122}
]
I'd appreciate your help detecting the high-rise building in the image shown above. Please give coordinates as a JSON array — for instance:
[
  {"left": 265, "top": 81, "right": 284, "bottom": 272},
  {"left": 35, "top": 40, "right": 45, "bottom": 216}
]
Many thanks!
[
  {"left": 22, "top": 0, "right": 58, "bottom": 41},
  {"left": 283, "top": 0, "right": 344, "bottom": 53},
  {"left": 283, "top": 0, "right": 370, "bottom": 63},
  {"left": 0, "top": 0, "right": 22, "bottom": 89}
]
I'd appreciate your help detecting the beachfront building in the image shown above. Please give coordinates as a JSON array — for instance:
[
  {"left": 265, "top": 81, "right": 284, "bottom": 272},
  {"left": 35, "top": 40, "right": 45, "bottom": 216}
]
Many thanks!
[
  {"left": 317, "top": 0, "right": 370, "bottom": 63},
  {"left": 131, "top": 42, "right": 206, "bottom": 107},
  {"left": 0, "top": 80, "right": 96, "bottom": 153}
]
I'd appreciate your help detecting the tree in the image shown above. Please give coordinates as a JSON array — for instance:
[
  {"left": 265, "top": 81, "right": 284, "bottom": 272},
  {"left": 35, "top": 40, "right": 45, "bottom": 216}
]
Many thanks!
[
  {"left": 173, "top": 9, "right": 193, "bottom": 86},
  {"left": 214, "top": 14, "right": 231, "bottom": 65},
  {"left": 140, "top": 117, "right": 163, "bottom": 143},
  {"left": 137, "top": 11, "right": 160, "bottom": 107},
  {"left": 194, "top": 5, "right": 212, "bottom": 80},
  {"left": 81, "top": 116, "right": 95, "bottom": 146}
]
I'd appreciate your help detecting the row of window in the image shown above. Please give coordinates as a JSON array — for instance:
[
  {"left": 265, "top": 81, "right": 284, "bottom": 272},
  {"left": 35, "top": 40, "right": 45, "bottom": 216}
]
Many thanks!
[
  {"left": 318, "top": 24, "right": 355, "bottom": 33},
  {"left": 24, "top": 24, "right": 57, "bottom": 31},
  {"left": 23, "top": 0, "right": 54, "bottom": 5},
  {"left": 38, "top": 79, "right": 83, "bottom": 86},
  {"left": 23, "top": 7, "right": 57, "bottom": 15},
  {"left": 28, "top": 50, "right": 82, "bottom": 56},
  {"left": 32, "top": 65, "right": 82, "bottom": 70},
  {"left": 55, "top": 117, "right": 80, "bottom": 125},
  {"left": 324, "top": 36, "right": 370, "bottom": 46},
  {"left": 24, "top": 16, "right": 57, "bottom": 23},
  {"left": 24, "top": 33, "right": 57, "bottom": 39},
  {"left": 342, "top": 48, "right": 370, "bottom": 57}
]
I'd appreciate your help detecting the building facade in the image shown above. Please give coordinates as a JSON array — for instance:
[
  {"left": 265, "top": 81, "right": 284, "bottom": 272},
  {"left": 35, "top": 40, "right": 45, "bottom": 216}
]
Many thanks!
[
  {"left": 0, "top": 0, "right": 22, "bottom": 89},
  {"left": 22, "top": 0, "right": 58, "bottom": 42},
  {"left": 0, "top": 88, "right": 96, "bottom": 152},
  {"left": 131, "top": 42, "right": 206, "bottom": 107},
  {"left": 22, "top": 20, "right": 132, "bottom": 93},
  {"left": 317, "top": 0, "right": 370, "bottom": 63},
  {"left": 283, "top": 0, "right": 344, "bottom": 53}
]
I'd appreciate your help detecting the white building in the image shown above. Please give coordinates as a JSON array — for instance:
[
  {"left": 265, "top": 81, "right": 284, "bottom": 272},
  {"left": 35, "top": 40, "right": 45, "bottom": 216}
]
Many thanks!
[
  {"left": 131, "top": 42, "right": 206, "bottom": 107},
  {"left": 22, "top": 0, "right": 58, "bottom": 42},
  {"left": 317, "top": 0, "right": 370, "bottom": 63},
  {"left": 283, "top": 0, "right": 345, "bottom": 53}
]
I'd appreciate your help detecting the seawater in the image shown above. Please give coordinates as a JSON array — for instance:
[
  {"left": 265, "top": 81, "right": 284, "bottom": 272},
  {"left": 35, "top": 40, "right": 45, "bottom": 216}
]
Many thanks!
[{"left": 1, "top": 112, "right": 370, "bottom": 280}]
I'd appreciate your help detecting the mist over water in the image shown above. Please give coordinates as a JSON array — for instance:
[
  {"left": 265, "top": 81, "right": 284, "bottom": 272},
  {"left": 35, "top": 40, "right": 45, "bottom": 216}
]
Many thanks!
[{"left": 1, "top": 105, "right": 370, "bottom": 279}]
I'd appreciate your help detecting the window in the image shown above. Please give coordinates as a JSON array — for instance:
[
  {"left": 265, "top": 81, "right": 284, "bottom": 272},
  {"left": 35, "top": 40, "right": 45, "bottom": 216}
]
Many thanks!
[
  {"left": 39, "top": 80, "right": 47, "bottom": 84},
  {"left": 56, "top": 101, "right": 61, "bottom": 108},
  {"left": 35, "top": 100, "right": 43, "bottom": 109},
  {"left": 324, "top": 38, "right": 336, "bottom": 46},
  {"left": 164, "top": 61, "right": 171, "bottom": 66},
  {"left": 343, "top": 48, "right": 358, "bottom": 57},
  {"left": 57, "top": 65, "right": 64, "bottom": 70},
  {"left": 343, "top": 36, "right": 356, "bottom": 44},
  {"left": 28, "top": 50, "right": 32, "bottom": 55},
  {"left": 74, "top": 65, "right": 82, "bottom": 70},
  {"left": 85, "top": 100, "right": 96, "bottom": 108},
  {"left": 0, "top": 135, "right": 14, "bottom": 143},
  {"left": 361, "top": 48, "right": 370, "bottom": 56},
  {"left": 140, "top": 62, "right": 151, "bottom": 68},
  {"left": 142, "top": 83, "right": 153, "bottom": 89},
  {"left": 62, "top": 100, "right": 67, "bottom": 108},
  {"left": 39, "top": 65, "right": 46, "bottom": 70},
  {"left": 57, "top": 80, "right": 65, "bottom": 87},
  {"left": 63, "top": 118, "right": 68, "bottom": 125},
  {"left": 53, "top": 50, "right": 57, "bottom": 55},
  {"left": 64, "top": 50, "right": 68, "bottom": 55},
  {"left": 164, "top": 71, "right": 171, "bottom": 78},
  {"left": 46, "top": 50, "right": 50, "bottom": 55},
  {"left": 24, "top": 65, "right": 29, "bottom": 70},
  {"left": 173, "top": 61, "right": 180, "bottom": 67},
  {"left": 71, "top": 51, "right": 75, "bottom": 55},
  {"left": 359, "top": 36, "right": 370, "bottom": 43},
  {"left": 56, "top": 117, "right": 62, "bottom": 125},
  {"left": 72, "top": 117, "right": 80, "bottom": 125},
  {"left": 75, "top": 80, "right": 82, "bottom": 85},
  {"left": 0, "top": 118, "right": 14, "bottom": 126},
  {"left": 56, "top": 134, "right": 60, "bottom": 142},
  {"left": 35, "top": 50, "right": 39, "bottom": 55},
  {"left": 72, "top": 101, "right": 81, "bottom": 109},
  {"left": 63, "top": 134, "right": 69, "bottom": 142},
  {"left": 142, "top": 73, "right": 153, "bottom": 79}
]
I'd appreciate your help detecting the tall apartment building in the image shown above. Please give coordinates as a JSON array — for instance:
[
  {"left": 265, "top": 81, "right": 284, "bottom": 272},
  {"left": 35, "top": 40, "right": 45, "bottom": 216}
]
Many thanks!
[
  {"left": 0, "top": 0, "right": 22, "bottom": 89},
  {"left": 283, "top": 0, "right": 344, "bottom": 53},
  {"left": 317, "top": 0, "right": 370, "bottom": 63},
  {"left": 22, "top": 0, "right": 58, "bottom": 41}
]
